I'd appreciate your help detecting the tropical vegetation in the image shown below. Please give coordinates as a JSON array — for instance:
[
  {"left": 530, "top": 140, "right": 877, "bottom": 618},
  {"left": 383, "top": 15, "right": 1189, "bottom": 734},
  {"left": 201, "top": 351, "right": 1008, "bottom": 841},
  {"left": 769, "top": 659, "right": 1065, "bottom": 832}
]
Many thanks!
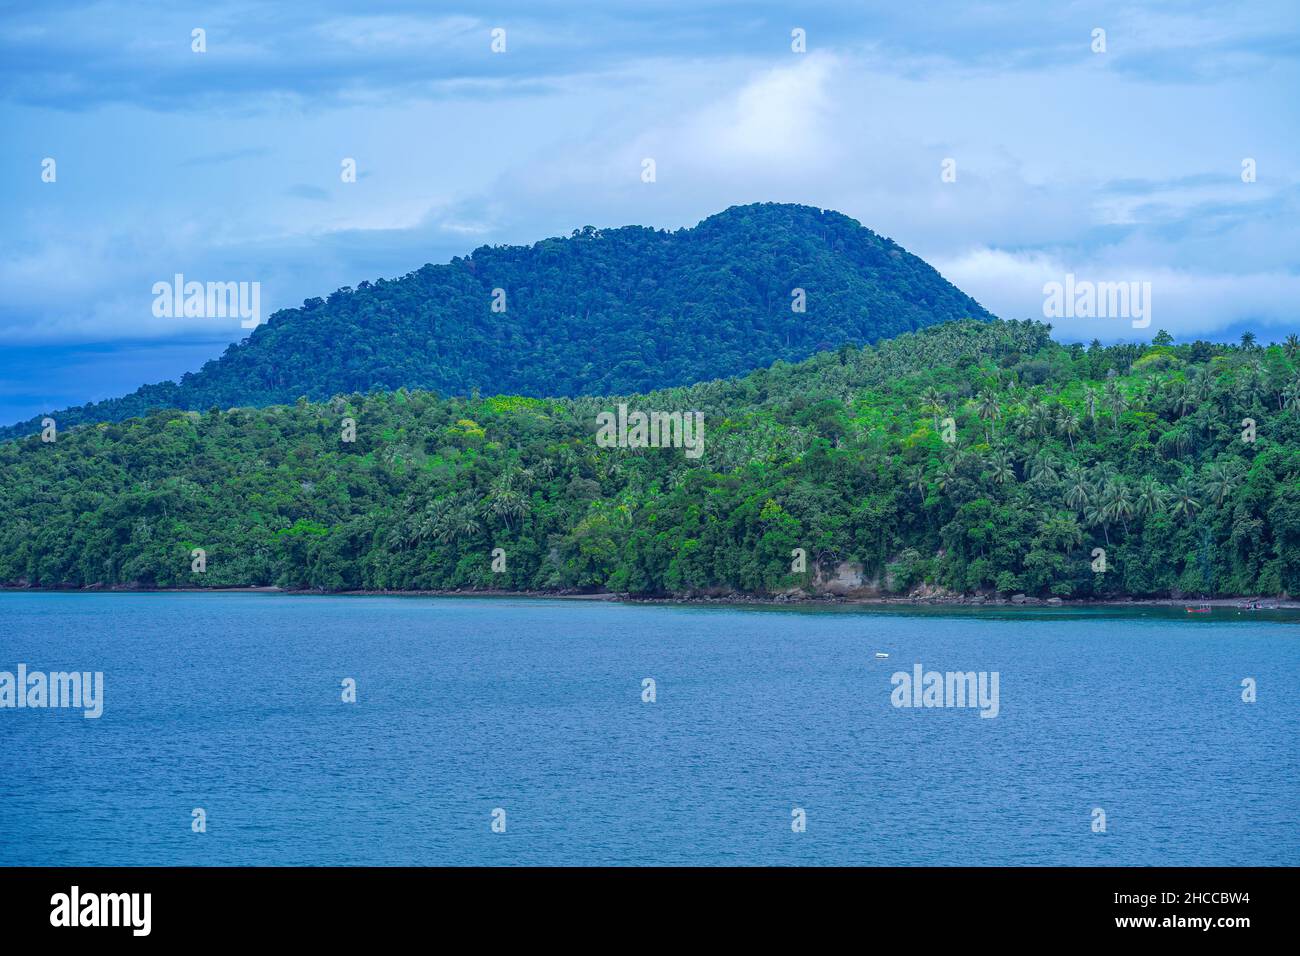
[
  {"left": 3, "top": 320, "right": 1297, "bottom": 599},
  {"left": 0, "top": 203, "right": 991, "bottom": 441}
]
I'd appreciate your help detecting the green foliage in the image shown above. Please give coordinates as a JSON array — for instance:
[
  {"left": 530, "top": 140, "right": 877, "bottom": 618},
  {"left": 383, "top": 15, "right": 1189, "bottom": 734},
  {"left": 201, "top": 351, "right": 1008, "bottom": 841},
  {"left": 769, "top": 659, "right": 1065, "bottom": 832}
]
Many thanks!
[
  {"left": 2, "top": 319, "right": 1298, "bottom": 599},
  {"left": 0, "top": 203, "right": 992, "bottom": 441}
]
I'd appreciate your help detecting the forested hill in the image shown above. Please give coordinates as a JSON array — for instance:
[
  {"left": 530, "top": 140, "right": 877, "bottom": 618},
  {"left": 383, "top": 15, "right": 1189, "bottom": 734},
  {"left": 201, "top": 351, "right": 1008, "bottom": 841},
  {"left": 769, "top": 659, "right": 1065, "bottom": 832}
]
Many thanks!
[
  {"left": 3, "top": 319, "right": 1298, "bottom": 600},
  {"left": 0, "top": 203, "right": 993, "bottom": 439}
]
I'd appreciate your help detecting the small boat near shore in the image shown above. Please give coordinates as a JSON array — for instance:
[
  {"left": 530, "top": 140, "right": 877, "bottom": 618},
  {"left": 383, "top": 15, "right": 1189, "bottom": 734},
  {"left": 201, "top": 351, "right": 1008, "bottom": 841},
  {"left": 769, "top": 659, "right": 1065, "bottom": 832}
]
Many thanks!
[
  {"left": 1236, "top": 600, "right": 1278, "bottom": 611},
  {"left": 1185, "top": 603, "right": 1211, "bottom": 614}
]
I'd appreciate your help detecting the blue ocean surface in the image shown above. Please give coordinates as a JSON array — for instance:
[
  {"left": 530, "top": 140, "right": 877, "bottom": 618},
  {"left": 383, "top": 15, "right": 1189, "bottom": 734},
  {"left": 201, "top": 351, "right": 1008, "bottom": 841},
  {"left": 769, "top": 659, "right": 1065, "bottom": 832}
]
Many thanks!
[{"left": 0, "top": 592, "right": 1296, "bottom": 866}]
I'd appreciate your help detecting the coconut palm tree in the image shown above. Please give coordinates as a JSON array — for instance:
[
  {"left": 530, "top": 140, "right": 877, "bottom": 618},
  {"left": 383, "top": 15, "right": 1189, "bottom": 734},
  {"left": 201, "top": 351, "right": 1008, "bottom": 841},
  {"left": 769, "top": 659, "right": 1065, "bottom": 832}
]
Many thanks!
[
  {"left": 975, "top": 390, "right": 1001, "bottom": 442},
  {"left": 413, "top": 493, "right": 483, "bottom": 546},
  {"left": 1030, "top": 404, "right": 1053, "bottom": 438},
  {"left": 1090, "top": 461, "right": 1118, "bottom": 492},
  {"left": 1102, "top": 480, "right": 1135, "bottom": 535},
  {"left": 906, "top": 464, "right": 928, "bottom": 502},
  {"left": 1063, "top": 466, "right": 1092, "bottom": 514},
  {"left": 1103, "top": 380, "right": 1128, "bottom": 429},
  {"left": 1284, "top": 380, "right": 1300, "bottom": 412},
  {"left": 920, "top": 387, "right": 945, "bottom": 431},
  {"left": 1237, "top": 360, "right": 1266, "bottom": 410},
  {"left": 935, "top": 459, "right": 959, "bottom": 495},
  {"left": 1083, "top": 386, "right": 1100, "bottom": 437},
  {"left": 1168, "top": 477, "right": 1201, "bottom": 521},
  {"left": 454, "top": 508, "right": 484, "bottom": 541},
  {"left": 1027, "top": 450, "right": 1060, "bottom": 484},
  {"left": 1056, "top": 408, "right": 1081, "bottom": 451},
  {"left": 487, "top": 470, "right": 530, "bottom": 531},
  {"left": 1134, "top": 475, "right": 1169, "bottom": 519},
  {"left": 1201, "top": 461, "right": 1239, "bottom": 508},
  {"left": 986, "top": 451, "right": 1015, "bottom": 485},
  {"left": 1084, "top": 501, "right": 1111, "bottom": 546},
  {"left": 1171, "top": 380, "right": 1197, "bottom": 419},
  {"left": 1013, "top": 412, "right": 1038, "bottom": 442}
]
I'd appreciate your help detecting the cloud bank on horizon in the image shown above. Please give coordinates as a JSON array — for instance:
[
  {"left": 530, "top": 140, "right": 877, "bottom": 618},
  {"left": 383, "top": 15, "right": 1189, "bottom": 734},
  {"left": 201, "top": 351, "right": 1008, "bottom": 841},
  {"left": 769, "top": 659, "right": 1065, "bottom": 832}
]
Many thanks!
[{"left": 1, "top": 0, "right": 1297, "bottom": 421}]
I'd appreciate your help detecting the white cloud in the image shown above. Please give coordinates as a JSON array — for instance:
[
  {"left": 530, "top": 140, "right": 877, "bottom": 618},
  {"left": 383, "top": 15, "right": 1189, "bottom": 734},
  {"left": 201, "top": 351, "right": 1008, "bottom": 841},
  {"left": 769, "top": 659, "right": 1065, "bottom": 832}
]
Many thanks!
[
  {"left": 312, "top": 16, "right": 482, "bottom": 51},
  {"left": 3, "top": 25, "right": 1296, "bottom": 350},
  {"left": 683, "top": 53, "right": 839, "bottom": 170},
  {"left": 935, "top": 247, "right": 1300, "bottom": 341}
]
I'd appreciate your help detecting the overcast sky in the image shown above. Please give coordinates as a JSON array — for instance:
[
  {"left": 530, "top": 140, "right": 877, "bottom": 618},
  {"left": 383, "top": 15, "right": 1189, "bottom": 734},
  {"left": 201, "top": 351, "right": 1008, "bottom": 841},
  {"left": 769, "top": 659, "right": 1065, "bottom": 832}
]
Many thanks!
[{"left": 2, "top": 1, "right": 1297, "bottom": 422}]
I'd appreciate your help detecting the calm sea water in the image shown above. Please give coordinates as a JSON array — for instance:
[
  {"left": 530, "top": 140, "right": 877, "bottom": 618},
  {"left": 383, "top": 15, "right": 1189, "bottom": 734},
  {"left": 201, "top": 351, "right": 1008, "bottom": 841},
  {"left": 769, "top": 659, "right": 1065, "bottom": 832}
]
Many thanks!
[{"left": 0, "top": 592, "right": 1296, "bottom": 866}]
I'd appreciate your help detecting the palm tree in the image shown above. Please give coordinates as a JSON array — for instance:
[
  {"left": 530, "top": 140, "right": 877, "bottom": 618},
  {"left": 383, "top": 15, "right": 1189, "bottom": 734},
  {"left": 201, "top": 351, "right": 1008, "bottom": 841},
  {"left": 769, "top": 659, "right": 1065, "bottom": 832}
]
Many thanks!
[
  {"left": 488, "top": 488, "right": 527, "bottom": 530},
  {"left": 1014, "top": 413, "right": 1038, "bottom": 442},
  {"left": 1083, "top": 386, "right": 1100, "bottom": 437},
  {"left": 906, "top": 464, "right": 928, "bottom": 502},
  {"left": 1238, "top": 360, "right": 1266, "bottom": 410},
  {"left": 487, "top": 469, "right": 531, "bottom": 531},
  {"left": 1030, "top": 404, "right": 1053, "bottom": 438},
  {"left": 413, "top": 493, "right": 483, "bottom": 546},
  {"left": 1090, "top": 461, "right": 1118, "bottom": 492},
  {"left": 454, "top": 509, "right": 483, "bottom": 541},
  {"left": 1134, "top": 476, "right": 1168, "bottom": 519},
  {"left": 935, "top": 460, "right": 959, "bottom": 495},
  {"left": 1202, "top": 461, "right": 1239, "bottom": 508},
  {"left": 1101, "top": 480, "right": 1135, "bottom": 535},
  {"left": 1027, "top": 450, "right": 1060, "bottom": 484},
  {"left": 1084, "top": 501, "right": 1111, "bottom": 546},
  {"left": 1284, "top": 334, "right": 1300, "bottom": 360},
  {"left": 1168, "top": 477, "right": 1201, "bottom": 521},
  {"left": 1103, "top": 380, "right": 1128, "bottom": 429},
  {"left": 986, "top": 451, "right": 1015, "bottom": 485},
  {"left": 975, "top": 390, "right": 1001, "bottom": 442},
  {"left": 920, "top": 387, "right": 945, "bottom": 431},
  {"left": 1063, "top": 466, "right": 1092, "bottom": 514},
  {"left": 1056, "top": 408, "right": 1080, "bottom": 451}
]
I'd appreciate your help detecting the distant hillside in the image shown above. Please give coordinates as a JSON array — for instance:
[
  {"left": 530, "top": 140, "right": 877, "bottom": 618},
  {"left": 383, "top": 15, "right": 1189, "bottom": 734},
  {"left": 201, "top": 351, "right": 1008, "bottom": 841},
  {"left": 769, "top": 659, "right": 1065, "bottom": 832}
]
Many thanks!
[
  {"left": 0, "top": 203, "right": 992, "bottom": 439},
  {"left": 2, "top": 319, "right": 1297, "bottom": 599}
]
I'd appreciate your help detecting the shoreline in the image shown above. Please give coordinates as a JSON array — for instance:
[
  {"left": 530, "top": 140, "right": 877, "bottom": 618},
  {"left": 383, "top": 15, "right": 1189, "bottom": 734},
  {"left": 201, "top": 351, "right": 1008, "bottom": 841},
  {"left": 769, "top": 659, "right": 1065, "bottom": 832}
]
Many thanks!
[{"left": 3, "top": 584, "right": 1298, "bottom": 610}]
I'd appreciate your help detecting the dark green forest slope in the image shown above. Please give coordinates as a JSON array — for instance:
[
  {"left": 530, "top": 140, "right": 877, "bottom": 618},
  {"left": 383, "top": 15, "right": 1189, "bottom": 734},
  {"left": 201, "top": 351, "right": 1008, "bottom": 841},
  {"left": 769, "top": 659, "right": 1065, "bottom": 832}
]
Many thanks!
[
  {"left": 3, "top": 320, "right": 1298, "bottom": 599},
  {"left": 0, "top": 203, "right": 991, "bottom": 439}
]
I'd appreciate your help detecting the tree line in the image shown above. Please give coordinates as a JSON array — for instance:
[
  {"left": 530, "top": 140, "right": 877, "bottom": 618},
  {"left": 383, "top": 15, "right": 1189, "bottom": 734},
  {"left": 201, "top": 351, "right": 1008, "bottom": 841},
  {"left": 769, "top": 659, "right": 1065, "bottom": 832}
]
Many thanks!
[{"left": 2, "top": 319, "right": 1297, "bottom": 599}]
